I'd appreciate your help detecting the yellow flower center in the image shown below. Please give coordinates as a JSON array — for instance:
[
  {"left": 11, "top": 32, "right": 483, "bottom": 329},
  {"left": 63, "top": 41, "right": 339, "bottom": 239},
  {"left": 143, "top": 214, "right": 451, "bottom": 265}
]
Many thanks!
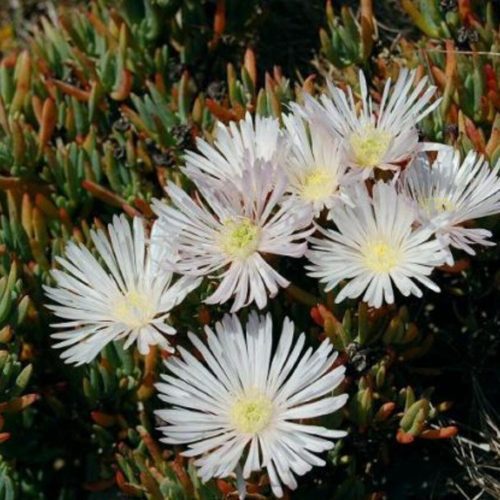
[
  {"left": 230, "top": 392, "right": 273, "bottom": 434},
  {"left": 349, "top": 126, "right": 392, "bottom": 168},
  {"left": 111, "top": 290, "right": 155, "bottom": 329},
  {"left": 420, "top": 196, "right": 455, "bottom": 215},
  {"left": 301, "top": 168, "right": 337, "bottom": 202},
  {"left": 363, "top": 241, "right": 400, "bottom": 273},
  {"left": 219, "top": 218, "right": 261, "bottom": 259}
]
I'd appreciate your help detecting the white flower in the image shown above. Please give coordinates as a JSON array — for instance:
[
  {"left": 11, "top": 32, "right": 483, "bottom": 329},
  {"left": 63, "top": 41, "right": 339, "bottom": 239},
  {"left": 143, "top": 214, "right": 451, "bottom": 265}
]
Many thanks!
[
  {"left": 302, "top": 69, "right": 441, "bottom": 178},
  {"left": 401, "top": 148, "right": 500, "bottom": 261},
  {"left": 183, "top": 112, "right": 286, "bottom": 188},
  {"left": 152, "top": 159, "right": 313, "bottom": 312},
  {"left": 282, "top": 112, "right": 351, "bottom": 217},
  {"left": 44, "top": 215, "right": 200, "bottom": 365},
  {"left": 307, "top": 182, "right": 448, "bottom": 308},
  {"left": 156, "top": 312, "right": 347, "bottom": 498}
]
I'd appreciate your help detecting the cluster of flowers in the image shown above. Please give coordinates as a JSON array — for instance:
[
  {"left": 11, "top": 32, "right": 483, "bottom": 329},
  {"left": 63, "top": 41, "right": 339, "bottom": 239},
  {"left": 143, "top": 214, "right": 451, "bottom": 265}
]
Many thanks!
[{"left": 44, "top": 70, "right": 500, "bottom": 497}]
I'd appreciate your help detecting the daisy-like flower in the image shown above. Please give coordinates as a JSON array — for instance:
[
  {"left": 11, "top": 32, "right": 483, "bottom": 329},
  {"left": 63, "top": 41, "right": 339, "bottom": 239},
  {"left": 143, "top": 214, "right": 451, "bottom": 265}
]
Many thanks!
[
  {"left": 152, "top": 159, "right": 313, "bottom": 312},
  {"left": 44, "top": 215, "right": 200, "bottom": 365},
  {"left": 282, "top": 111, "right": 350, "bottom": 217},
  {"left": 183, "top": 112, "right": 286, "bottom": 188},
  {"left": 302, "top": 69, "right": 441, "bottom": 178},
  {"left": 401, "top": 148, "right": 500, "bottom": 261},
  {"left": 307, "top": 182, "right": 448, "bottom": 308},
  {"left": 156, "top": 312, "right": 347, "bottom": 498}
]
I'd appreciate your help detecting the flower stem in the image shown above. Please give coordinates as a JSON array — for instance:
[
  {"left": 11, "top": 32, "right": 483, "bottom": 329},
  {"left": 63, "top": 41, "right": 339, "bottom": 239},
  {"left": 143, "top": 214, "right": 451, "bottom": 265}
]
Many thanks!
[{"left": 285, "top": 283, "right": 319, "bottom": 307}]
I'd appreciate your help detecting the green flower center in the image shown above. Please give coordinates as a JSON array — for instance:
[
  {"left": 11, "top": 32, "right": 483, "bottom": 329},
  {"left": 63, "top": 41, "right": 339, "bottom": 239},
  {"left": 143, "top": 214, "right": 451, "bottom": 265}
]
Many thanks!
[
  {"left": 230, "top": 392, "right": 273, "bottom": 434},
  {"left": 220, "top": 218, "right": 261, "bottom": 259},
  {"left": 350, "top": 126, "right": 392, "bottom": 168},
  {"left": 301, "top": 168, "right": 337, "bottom": 202},
  {"left": 363, "top": 240, "right": 401, "bottom": 273}
]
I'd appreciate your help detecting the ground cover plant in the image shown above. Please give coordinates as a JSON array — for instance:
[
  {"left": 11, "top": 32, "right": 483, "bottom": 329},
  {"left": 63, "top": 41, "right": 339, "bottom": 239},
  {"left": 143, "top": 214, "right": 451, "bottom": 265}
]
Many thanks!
[{"left": 0, "top": 0, "right": 499, "bottom": 498}]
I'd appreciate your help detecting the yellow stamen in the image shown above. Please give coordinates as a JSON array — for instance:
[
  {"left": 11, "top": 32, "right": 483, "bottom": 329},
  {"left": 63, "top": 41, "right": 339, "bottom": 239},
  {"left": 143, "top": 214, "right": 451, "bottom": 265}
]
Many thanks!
[
  {"left": 219, "top": 218, "right": 260, "bottom": 259},
  {"left": 350, "top": 126, "right": 392, "bottom": 168},
  {"left": 111, "top": 290, "right": 155, "bottom": 328},
  {"left": 230, "top": 391, "right": 273, "bottom": 434},
  {"left": 363, "top": 241, "right": 400, "bottom": 273},
  {"left": 301, "top": 168, "right": 337, "bottom": 202},
  {"left": 420, "top": 196, "right": 455, "bottom": 215}
]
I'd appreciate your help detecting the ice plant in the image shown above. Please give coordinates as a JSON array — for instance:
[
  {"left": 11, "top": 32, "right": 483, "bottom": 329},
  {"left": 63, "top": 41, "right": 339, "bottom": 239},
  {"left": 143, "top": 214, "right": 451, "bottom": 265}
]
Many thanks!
[
  {"left": 282, "top": 112, "right": 350, "bottom": 216},
  {"left": 307, "top": 182, "right": 448, "bottom": 308},
  {"left": 2, "top": 0, "right": 499, "bottom": 496},
  {"left": 183, "top": 112, "right": 286, "bottom": 188},
  {"left": 153, "top": 159, "right": 313, "bottom": 312},
  {"left": 303, "top": 69, "right": 441, "bottom": 177},
  {"left": 44, "top": 216, "right": 200, "bottom": 365},
  {"left": 156, "top": 312, "right": 347, "bottom": 498},
  {"left": 401, "top": 148, "right": 500, "bottom": 261}
]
